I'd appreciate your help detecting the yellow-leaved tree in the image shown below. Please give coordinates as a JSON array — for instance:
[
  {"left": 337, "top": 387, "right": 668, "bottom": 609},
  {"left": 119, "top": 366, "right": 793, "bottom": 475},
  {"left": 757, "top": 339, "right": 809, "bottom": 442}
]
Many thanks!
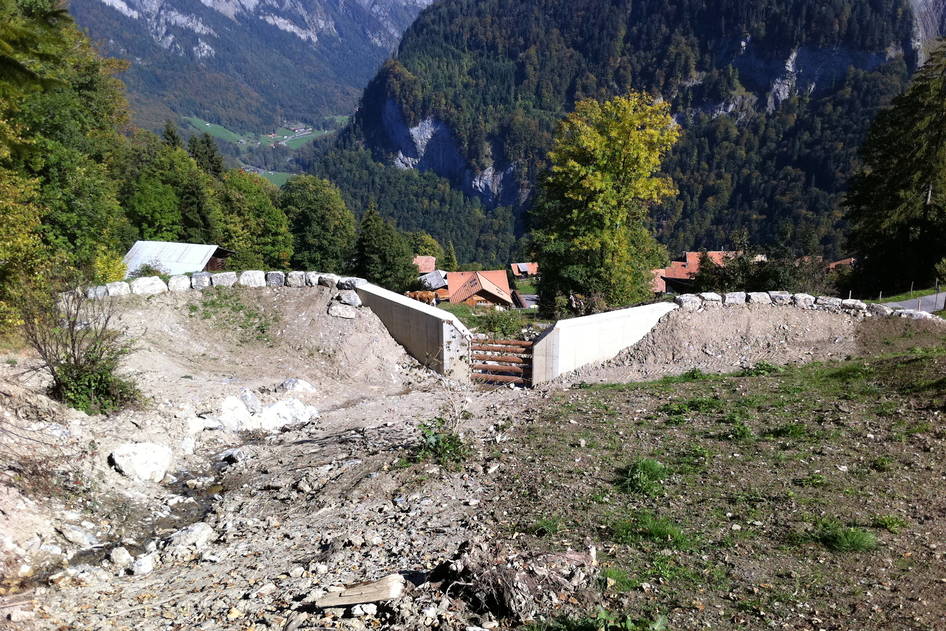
[
  {"left": 531, "top": 92, "right": 679, "bottom": 314},
  {"left": 0, "top": 168, "right": 42, "bottom": 330}
]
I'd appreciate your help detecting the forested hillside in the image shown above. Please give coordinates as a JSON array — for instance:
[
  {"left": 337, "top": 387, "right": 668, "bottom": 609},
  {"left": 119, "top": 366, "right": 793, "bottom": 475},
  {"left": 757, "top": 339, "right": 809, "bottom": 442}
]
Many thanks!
[
  {"left": 69, "top": 0, "right": 432, "bottom": 131},
  {"left": 325, "top": 0, "right": 942, "bottom": 261}
]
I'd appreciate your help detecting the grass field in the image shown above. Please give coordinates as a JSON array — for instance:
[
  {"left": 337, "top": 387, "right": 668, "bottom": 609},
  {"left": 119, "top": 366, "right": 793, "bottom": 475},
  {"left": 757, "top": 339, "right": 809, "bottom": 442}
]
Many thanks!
[
  {"left": 871, "top": 285, "right": 942, "bottom": 303},
  {"left": 497, "top": 319, "right": 946, "bottom": 629},
  {"left": 184, "top": 117, "right": 327, "bottom": 149},
  {"left": 258, "top": 171, "right": 293, "bottom": 187},
  {"left": 184, "top": 116, "right": 247, "bottom": 143}
]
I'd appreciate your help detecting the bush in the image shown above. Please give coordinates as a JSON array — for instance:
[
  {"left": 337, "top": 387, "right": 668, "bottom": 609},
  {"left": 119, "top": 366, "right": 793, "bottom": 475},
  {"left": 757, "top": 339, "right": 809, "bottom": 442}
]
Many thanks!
[
  {"left": 477, "top": 308, "right": 524, "bottom": 338},
  {"left": 415, "top": 417, "right": 470, "bottom": 469},
  {"left": 20, "top": 280, "right": 139, "bottom": 415}
]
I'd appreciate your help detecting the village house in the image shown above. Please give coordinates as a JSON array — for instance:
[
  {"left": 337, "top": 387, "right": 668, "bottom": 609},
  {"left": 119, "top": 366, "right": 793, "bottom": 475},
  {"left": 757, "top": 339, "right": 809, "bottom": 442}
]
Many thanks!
[
  {"left": 412, "top": 255, "right": 437, "bottom": 274},
  {"left": 650, "top": 251, "right": 740, "bottom": 293},
  {"left": 509, "top": 262, "right": 539, "bottom": 278},
  {"left": 446, "top": 270, "right": 514, "bottom": 308},
  {"left": 122, "top": 241, "right": 233, "bottom": 278}
]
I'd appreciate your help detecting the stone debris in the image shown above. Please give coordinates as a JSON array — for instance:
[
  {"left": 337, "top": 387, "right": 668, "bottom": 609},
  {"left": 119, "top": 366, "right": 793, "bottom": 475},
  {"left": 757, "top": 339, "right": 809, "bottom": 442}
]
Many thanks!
[
  {"left": 109, "top": 442, "right": 173, "bottom": 482},
  {"left": 106, "top": 281, "right": 131, "bottom": 297},
  {"left": 132, "top": 552, "right": 157, "bottom": 576},
  {"left": 109, "top": 546, "right": 133, "bottom": 567},
  {"left": 675, "top": 294, "right": 702, "bottom": 311},
  {"left": 337, "top": 277, "right": 368, "bottom": 290},
  {"left": 319, "top": 274, "right": 341, "bottom": 289}
]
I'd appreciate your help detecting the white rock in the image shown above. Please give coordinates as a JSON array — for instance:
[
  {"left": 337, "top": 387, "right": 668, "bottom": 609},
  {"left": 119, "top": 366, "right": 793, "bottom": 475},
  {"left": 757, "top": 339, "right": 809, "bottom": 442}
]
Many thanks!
[
  {"left": 110, "top": 546, "right": 133, "bottom": 567},
  {"left": 238, "top": 271, "right": 266, "bottom": 288},
  {"left": 191, "top": 272, "right": 212, "bottom": 289},
  {"left": 747, "top": 292, "right": 772, "bottom": 304},
  {"left": 337, "top": 277, "right": 367, "bottom": 290},
  {"left": 768, "top": 290, "right": 792, "bottom": 305},
  {"left": 792, "top": 293, "right": 815, "bottom": 308},
  {"left": 318, "top": 274, "right": 340, "bottom": 289},
  {"left": 265, "top": 271, "right": 285, "bottom": 287},
  {"left": 167, "top": 275, "right": 191, "bottom": 292},
  {"left": 868, "top": 303, "right": 893, "bottom": 317},
  {"left": 698, "top": 292, "right": 722, "bottom": 302},
  {"left": 211, "top": 272, "right": 237, "bottom": 287},
  {"left": 58, "top": 524, "right": 98, "bottom": 548},
  {"left": 109, "top": 443, "right": 173, "bottom": 483},
  {"left": 106, "top": 281, "right": 131, "bottom": 297},
  {"left": 841, "top": 298, "right": 867, "bottom": 311},
  {"left": 816, "top": 295, "right": 842, "bottom": 308},
  {"left": 239, "top": 388, "right": 262, "bottom": 415},
  {"left": 167, "top": 522, "right": 215, "bottom": 550},
  {"left": 723, "top": 292, "right": 746, "bottom": 305},
  {"left": 132, "top": 552, "right": 157, "bottom": 575},
  {"left": 216, "top": 396, "right": 253, "bottom": 432},
  {"left": 305, "top": 272, "right": 322, "bottom": 286},
  {"left": 86, "top": 285, "right": 108, "bottom": 299},
  {"left": 130, "top": 276, "right": 168, "bottom": 295},
  {"left": 674, "top": 294, "right": 702, "bottom": 311},
  {"left": 286, "top": 271, "right": 306, "bottom": 287},
  {"left": 179, "top": 436, "right": 195, "bottom": 455},
  {"left": 251, "top": 399, "right": 319, "bottom": 431},
  {"left": 337, "top": 290, "right": 362, "bottom": 307},
  {"left": 278, "top": 378, "right": 316, "bottom": 393},
  {"left": 328, "top": 302, "right": 357, "bottom": 319}
]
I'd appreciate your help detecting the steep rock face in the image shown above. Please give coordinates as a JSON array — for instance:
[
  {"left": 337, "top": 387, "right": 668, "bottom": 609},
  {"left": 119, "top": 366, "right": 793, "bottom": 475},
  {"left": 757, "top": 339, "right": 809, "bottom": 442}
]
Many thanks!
[
  {"left": 345, "top": 0, "right": 946, "bottom": 256},
  {"left": 70, "top": 0, "right": 433, "bottom": 130}
]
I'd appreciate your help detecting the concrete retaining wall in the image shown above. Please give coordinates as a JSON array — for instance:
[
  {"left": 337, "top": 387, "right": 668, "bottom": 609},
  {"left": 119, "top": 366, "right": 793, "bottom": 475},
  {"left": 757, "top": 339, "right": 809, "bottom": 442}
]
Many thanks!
[
  {"left": 355, "top": 284, "right": 471, "bottom": 382},
  {"left": 532, "top": 302, "right": 678, "bottom": 384},
  {"left": 84, "top": 271, "right": 472, "bottom": 381}
]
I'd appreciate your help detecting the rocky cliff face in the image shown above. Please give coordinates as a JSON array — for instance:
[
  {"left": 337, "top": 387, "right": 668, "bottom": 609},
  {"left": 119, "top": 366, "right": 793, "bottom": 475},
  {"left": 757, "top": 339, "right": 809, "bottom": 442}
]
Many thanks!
[{"left": 70, "top": 0, "right": 433, "bottom": 130}]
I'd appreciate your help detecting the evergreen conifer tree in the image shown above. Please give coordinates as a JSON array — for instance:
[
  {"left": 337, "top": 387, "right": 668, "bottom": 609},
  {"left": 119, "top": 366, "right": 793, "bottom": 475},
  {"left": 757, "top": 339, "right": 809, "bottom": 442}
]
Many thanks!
[
  {"left": 442, "top": 241, "right": 459, "bottom": 272},
  {"left": 354, "top": 206, "right": 416, "bottom": 291}
]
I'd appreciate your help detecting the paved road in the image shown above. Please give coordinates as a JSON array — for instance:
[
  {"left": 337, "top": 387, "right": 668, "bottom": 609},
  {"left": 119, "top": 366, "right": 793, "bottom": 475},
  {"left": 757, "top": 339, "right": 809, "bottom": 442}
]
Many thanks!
[{"left": 884, "top": 291, "right": 946, "bottom": 313}]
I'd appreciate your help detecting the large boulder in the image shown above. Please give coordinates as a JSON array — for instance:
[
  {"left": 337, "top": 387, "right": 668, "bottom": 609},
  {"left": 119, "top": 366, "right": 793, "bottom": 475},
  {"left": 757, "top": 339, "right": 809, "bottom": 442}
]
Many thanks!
[
  {"left": 337, "top": 277, "right": 367, "bottom": 290},
  {"left": 252, "top": 399, "right": 319, "bottom": 431},
  {"left": 792, "top": 293, "right": 815, "bottom": 309},
  {"left": 109, "top": 443, "right": 173, "bottom": 483},
  {"left": 286, "top": 271, "right": 306, "bottom": 287},
  {"left": 305, "top": 272, "right": 323, "bottom": 286},
  {"left": 816, "top": 296, "right": 842, "bottom": 310},
  {"left": 106, "top": 282, "right": 131, "bottom": 297},
  {"left": 318, "top": 274, "right": 340, "bottom": 289},
  {"left": 841, "top": 299, "right": 867, "bottom": 311},
  {"left": 674, "top": 294, "right": 702, "bottom": 311},
  {"left": 238, "top": 271, "right": 266, "bottom": 288},
  {"left": 167, "top": 275, "right": 191, "bottom": 292},
  {"left": 265, "top": 271, "right": 285, "bottom": 287},
  {"left": 191, "top": 272, "right": 212, "bottom": 289},
  {"left": 130, "top": 276, "right": 168, "bottom": 296},
  {"left": 768, "top": 291, "right": 792, "bottom": 305},
  {"left": 337, "top": 290, "right": 362, "bottom": 307},
  {"left": 215, "top": 396, "right": 253, "bottom": 432},
  {"left": 698, "top": 292, "right": 722, "bottom": 303},
  {"left": 164, "top": 522, "right": 216, "bottom": 560},
  {"left": 212, "top": 272, "right": 237, "bottom": 287},
  {"left": 86, "top": 285, "right": 108, "bottom": 299},
  {"left": 747, "top": 292, "right": 772, "bottom": 304},
  {"left": 723, "top": 292, "right": 746, "bottom": 305},
  {"left": 868, "top": 303, "right": 893, "bottom": 317}
]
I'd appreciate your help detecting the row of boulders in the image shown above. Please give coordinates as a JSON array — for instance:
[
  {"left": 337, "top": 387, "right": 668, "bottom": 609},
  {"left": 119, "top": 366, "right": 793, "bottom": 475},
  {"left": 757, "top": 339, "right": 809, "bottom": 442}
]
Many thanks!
[
  {"left": 674, "top": 290, "right": 941, "bottom": 320},
  {"left": 85, "top": 271, "right": 367, "bottom": 299}
]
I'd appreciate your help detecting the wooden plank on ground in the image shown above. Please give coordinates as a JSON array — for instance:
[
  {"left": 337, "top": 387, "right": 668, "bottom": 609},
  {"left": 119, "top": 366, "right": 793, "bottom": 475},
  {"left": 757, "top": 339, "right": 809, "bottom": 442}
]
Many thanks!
[
  {"left": 472, "top": 353, "right": 529, "bottom": 364},
  {"left": 472, "top": 344, "right": 533, "bottom": 354},
  {"left": 314, "top": 574, "right": 405, "bottom": 607},
  {"left": 471, "top": 373, "right": 527, "bottom": 385},
  {"left": 472, "top": 363, "right": 526, "bottom": 375}
]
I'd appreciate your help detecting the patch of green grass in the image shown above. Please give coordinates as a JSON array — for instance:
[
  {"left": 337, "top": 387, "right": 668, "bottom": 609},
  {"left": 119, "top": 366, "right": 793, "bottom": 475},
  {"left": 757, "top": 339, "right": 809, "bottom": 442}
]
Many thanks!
[
  {"left": 191, "top": 289, "right": 275, "bottom": 344},
  {"left": 658, "top": 397, "right": 723, "bottom": 416},
  {"left": 872, "top": 514, "right": 907, "bottom": 533},
  {"left": 719, "top": 421, "right": 754, "bottom": 442},
  {"left": 184, "top": 116, "right": 245, "bottom": 142},
  {"left": 258, "top": 171, "right": 294, "bottom": 187},
  {"left": 813, "top": 519, "right": 878, "bottom": 552},
  {"left": 612, "top": 512, "right": 689, "bottom": 549},
  {"left": 530, "top": 515, "right": 563, "bottom": 537},
  {"left": 872, "top": 286, "right": 941, "bottom": 303},
  {"left": 763, "top": 423, "right": 808, "bottom": 440},
  {"left": 599, "top": 567, "right": 636, "bottom": 592},
  {"left": 870, "top": 456, "right": 894, "bottom": 472},
  {"left": 616, "top": 458, "right": 668, "bottom": 496},
  {"left": 528, "top": 609, "right": 667, "bottom": 631},
  {"left": 674, "top": 444, "right": 712, "bottom": 473},
  {"left": 741, "top": 361, "right": 782, "bottom": 376},
  {"left": 794, "top": 473, "right": 827, "bottom": 488},
  {"left": 415, "top": 417, "right": 470, "bottom": 470}
]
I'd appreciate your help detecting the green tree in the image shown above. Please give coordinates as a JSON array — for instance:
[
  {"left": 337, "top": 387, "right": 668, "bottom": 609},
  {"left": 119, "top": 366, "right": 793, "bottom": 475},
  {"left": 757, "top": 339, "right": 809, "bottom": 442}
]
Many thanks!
[
  {"left": 279, "top": 175, "right": 356, "bottom": 273},
  {"left": 125, "top": 173, "right": 180, "bottom": 241},
  {"left": 216, "top": 171, "right": 292, "bottom": 269},
  {"left": 442, "top": 241, "right": 459, "bottom": 271},
  {"left": 161, "top": 119, "right": 183, "bottom": 148},
  {"left": 188, "top": 133, "right": 224, "bottom": 178},
  {"left": 408, "top": 231, "right": 445, "bottom": 261},
  {"left": 845, "top": 42, "right": 946, "bottom": 293},
  {"left": 531, "top": 92, "right": 678, "bottom": 311},
  {"left": 354, "top": 206, "right": 416, "bottom": 291}
]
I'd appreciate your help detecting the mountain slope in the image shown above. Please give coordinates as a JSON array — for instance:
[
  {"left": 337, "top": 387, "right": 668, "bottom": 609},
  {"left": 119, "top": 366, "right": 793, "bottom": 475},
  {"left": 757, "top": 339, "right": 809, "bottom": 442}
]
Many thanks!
[
  {"left": 69, "top": 0, "right": 433, "bottom": 131},
  {"left": 338, "top": 0, "right": 946, "bottom": 259}
]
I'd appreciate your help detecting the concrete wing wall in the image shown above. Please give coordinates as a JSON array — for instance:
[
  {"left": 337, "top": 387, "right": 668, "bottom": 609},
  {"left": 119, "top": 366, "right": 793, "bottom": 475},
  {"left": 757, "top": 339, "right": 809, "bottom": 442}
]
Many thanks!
[
  {"left": 356, "top": 284, "right": 472, "bottom": 381},
  {"left": 532, "top": 302, "right": 678, "bottom": 384}
]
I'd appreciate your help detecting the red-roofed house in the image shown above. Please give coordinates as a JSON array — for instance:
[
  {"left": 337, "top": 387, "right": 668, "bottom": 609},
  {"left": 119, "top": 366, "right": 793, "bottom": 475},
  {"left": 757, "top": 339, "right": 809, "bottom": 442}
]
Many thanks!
[
  {"left": 447, "top": 270, "right": 514, "bottom": 307},
  {"left": 650, "top": 251, "right": 740, "bottom": 293},
  {"left": 510, "top": 262, "right": 539, "bottom": 278},
  {"left": 413, "top": 255, "right": 437, "bottom": 274}
]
